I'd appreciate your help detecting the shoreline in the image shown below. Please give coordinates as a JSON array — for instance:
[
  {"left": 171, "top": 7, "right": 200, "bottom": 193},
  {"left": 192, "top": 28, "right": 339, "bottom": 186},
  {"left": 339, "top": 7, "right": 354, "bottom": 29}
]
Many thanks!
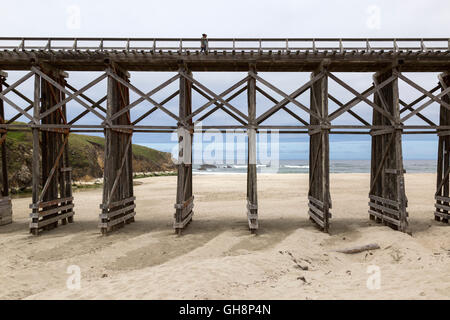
[{"left": 9, "top": 172, "right": 436, "bottom": 199}]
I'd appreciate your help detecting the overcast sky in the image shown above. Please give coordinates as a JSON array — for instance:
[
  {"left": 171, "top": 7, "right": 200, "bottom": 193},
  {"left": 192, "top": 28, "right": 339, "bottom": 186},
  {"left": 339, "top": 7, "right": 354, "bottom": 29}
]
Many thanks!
[
  {"left": 2, "top": 0, "right": 450, "bottom": 38},
  {"left": 1, "top": 1, "right": 448, "bottom": 160}
]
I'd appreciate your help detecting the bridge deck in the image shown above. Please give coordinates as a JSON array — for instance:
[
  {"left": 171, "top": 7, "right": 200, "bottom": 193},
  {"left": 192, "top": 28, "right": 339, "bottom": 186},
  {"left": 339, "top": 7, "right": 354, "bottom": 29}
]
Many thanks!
[{"left": 0, "top": 37, "right": 449, "bottom": 72}]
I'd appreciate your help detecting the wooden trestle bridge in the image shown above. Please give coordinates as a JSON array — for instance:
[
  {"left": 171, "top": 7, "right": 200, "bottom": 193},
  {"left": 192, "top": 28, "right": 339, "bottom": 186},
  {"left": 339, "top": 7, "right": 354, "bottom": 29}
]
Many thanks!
[{"left": 0, "top": 37, "right": 449, "bottom": 235}]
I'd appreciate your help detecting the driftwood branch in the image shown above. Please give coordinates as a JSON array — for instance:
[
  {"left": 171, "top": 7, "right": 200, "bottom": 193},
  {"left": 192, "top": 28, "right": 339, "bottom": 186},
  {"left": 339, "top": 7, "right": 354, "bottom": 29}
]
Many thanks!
[{"left": 335, "top": 243, "right": 380, "bottom": 254}]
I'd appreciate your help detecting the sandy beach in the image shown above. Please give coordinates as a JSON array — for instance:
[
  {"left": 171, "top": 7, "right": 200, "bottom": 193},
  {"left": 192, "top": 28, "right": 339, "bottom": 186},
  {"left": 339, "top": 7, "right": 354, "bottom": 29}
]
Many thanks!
[{"left": 0, "top": 173, "right": 448, "bottom": 300}]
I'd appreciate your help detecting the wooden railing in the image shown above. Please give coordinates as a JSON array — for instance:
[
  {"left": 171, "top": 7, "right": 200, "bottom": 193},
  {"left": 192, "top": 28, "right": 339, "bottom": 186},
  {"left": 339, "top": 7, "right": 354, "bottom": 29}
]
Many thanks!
[{"left": 0, "top": 37, "right": 449, "bottom": 53}]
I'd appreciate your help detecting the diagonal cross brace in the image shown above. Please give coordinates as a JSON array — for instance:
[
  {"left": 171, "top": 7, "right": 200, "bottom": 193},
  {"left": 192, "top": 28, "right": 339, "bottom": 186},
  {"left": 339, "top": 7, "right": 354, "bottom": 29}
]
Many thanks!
[
  {"left": 399, "top": 99, "right": 436, "bottom": 126},
  {"left": 0, "top": 70, "right": 34, "bottom": 97},
  {"left": 398, "top": 72, "right": 450, "bottom": 123},
  {"left": 256, "top": 71, "right": 325, "bottom": 124},
  {"left": 105, "top": 134, "right": 132, "bottom": 209},
  {"left": 132, "top": 90, "right": 179, "bottom": 125},
  {"left": 369, "top": 132, "right": 396, "bottom": 195},
  {"left": 400, "top": 85, "right": 440, "bottom": 114},
  {"left": 328, "top": 93, "right": 370, "bottom": 126},
  {"left": 38, "top": 72, "right": 107, "bottom": 120},
  {"left": 435, "top": 165, "right": 450, "bottom": 197},
  {"left": 438, "top": 74, "right": 450, "bottom": 101},
  {"left": 65, "top": 82, "right": 107, "bottom": 113},
  {"left": 327, "top": 72, "right": 397, "bottom": 123},
  {"left": 69, "top": 95, "right": 107, "bottom": 125},
  {"left": 250, "top": 71, "right": 321, "bottom": 121},
  {"left": 179, "top": 71, "right": 249, "bottom": 122},
  {"left": 256, "top": 85, "right": 309, "bottom": 125},
  {"left": 109, "top": 73, "right": 180, "bottom": 122},
  {"left": 106, "top": 69, "right": 181, "bottom": 124},
  {"left": 38, "top": 134, "right": 69, "bottom": 203},
  {"left": 0, "top": 91, "right": 34, "bottom": 122},
  {"left": 309, "top": 132, "right": 323, "bottom": 188},
  {"left": 32, "top": 67, "right": 107, "bottom": 123},
  {"left": 372, "top": 76, "right": 393, "bottom": 117},
  {"left": 193, "top": 84, "right": 247, "bottom": 124},
  {"left": 2, "top": 80, "right": 34, "bottom": 123},
  {"left": 0, "top": 71, "right": 35, "bottom": 123},
  {"left": 187, "top": 76, "right": 249, "bottom": 122},
  {"left": 328, "top": 86, "right": 373, "bottom": 120}
]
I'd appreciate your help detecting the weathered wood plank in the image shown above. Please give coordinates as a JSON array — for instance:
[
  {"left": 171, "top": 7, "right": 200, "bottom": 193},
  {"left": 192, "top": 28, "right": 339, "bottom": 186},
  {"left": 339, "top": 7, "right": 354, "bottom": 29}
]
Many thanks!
[
  {"left": 308, "top": 66, "right": 331, "bottom": 232},
  {"left": 30, "top": 211, "right": 75, "bottom": 229},
  {"left": 369, "top": 194, "right": 399, "bottom": 208},
  {"left": 99, "top": 204, "right": 136, "bottom": 219},
  {"left": 435, "top": 73, "right": 450, "bottom": 223},
  {"left": 368, "top": 209, "right": 400, "bottom": 226},
  {"left": 247, "top": 66, "right": 258, "bottom": 232},
  {"left": 308, "top": 209, "right": 325, "bottom": 228},
  {"left": 174, "top": 67, "right": 194, "bottom": 235},
  {"left": 100, "top": 66, "right": 135, "bottom": 235},
  {"left": 30, "top": 204, "right": 74, "bottom": 218},
  {"left": 435, "top": 202, "right": 450, "bottom": 211},
  {"left": 435, "top": 195, "right": 450, "bottom": 202},
  {"left": 308, "top": 195, "right": 324, "bottom": 208},
  {"left": 308, "top": 203, "right": 324, "bottom": 219},
  {"left": 368, "top": 201, "right": 400, "bottom": 217},
  {"left": 98, "top": 211, "right": 136, "bottom": 228},
  {"left": 369, "top": 68, "right": 408, "bottom": 232},
  {"left": 100, "top": 196, "right": 136, "bottom": 210}
]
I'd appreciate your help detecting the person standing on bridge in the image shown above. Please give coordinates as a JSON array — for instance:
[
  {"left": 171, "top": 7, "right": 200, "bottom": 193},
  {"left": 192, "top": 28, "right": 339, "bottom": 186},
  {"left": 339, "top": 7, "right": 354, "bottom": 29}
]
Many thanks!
[{"left": 200, "top": 34, "right": 208, "bottom": 53}]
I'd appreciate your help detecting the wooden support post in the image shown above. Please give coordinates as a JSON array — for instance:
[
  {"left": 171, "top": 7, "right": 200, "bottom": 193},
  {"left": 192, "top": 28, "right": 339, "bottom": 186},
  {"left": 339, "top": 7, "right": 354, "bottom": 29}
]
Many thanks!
[
  {"left": 29, "top": 68, "right": 74, "bottom": 235},
  {"left": 369, "top": 68, "right": 409, "bottom": 233},
  {"left": 174, "top": 67, "right": 194, "bottom": 235},
  {"left": 100, "top": 67, "right": 135, "bottom": 235},
  {"left": 0, "top": 72, "right": 12, "bottom": 226},
  {"left": 434, "top": 72, "right": 450, "bottom": 223},
  {"left": 247, "top": 66, "right": 258, "bottom": 232},
  {"left": 308, "top": 68, "right": 331, "bottom": 232},
  {"left": 30, "top": 73, "right": 41, "bottom": 235}
]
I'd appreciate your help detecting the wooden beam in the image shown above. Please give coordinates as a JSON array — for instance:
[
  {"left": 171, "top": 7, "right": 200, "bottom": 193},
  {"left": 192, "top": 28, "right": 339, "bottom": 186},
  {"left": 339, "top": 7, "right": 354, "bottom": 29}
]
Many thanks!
[
  {"left": 0, "top": 73, "right": 12, "bottom": 226},
  {"left": 179, "top": 71, "right": 249, "bottom": 122},
  {"left": 327, "top": 71, "right": 396, "bottom": 123},
  {"left": 256, "top": 72, "right": 324, "bottom": 124},
  {"left": 106, "top": 68, "right": 181, "bottom": 123},
  {"left": 308, "top": 67, "right": 331, "bottom": 232},
  {"left": 369, "top": 68, "right": 409, "bottom": 233},
  {"left": 434, "top": 72, "right": 450, "bottom": 223},
  {"left": 32, "top": 67, "right": 107, "bottom": 122},
  {"left": 174, "top": 67, "right": 194, "bottom": 235},
  {"left": 252, "top": 71, "right": 323, "bottom": 122},
  {"left": 328, "top": 93, "right": 370, "bottom": 126},
  {"left": 101, "top": 68, "right": 135, "bottom": 235},
  {"left": 398, "top": 72, "right": 450, "bottom": 122},
  {"left": 30, "top": 73, "right": 40, "bottom": 235},
  {"left": 109, "top": 73, "right": 180, "bottom": 122},
  {"left": 188, "top": 76, "right": 249, "bottom": 122},
  {"left": 256, "top": 85, "right": 309, "bottom": 125},
  {"left": 247, "top": 66, "right": 258, "bottom": 232},
  {"left": 131, "top": 90, "right": 179, "bottom": 125}
]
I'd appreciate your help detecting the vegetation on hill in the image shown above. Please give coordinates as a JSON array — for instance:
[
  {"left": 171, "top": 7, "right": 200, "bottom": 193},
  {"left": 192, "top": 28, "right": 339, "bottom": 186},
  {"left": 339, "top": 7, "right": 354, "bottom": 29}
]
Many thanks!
[{"left": 2, "top": 128, "right": 175, "bottom": 192}]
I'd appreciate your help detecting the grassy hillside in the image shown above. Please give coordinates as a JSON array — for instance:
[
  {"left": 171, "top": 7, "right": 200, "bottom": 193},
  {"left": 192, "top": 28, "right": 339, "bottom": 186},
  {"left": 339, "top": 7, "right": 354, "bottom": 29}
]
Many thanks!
[{"left": 2, "top": 129, "right": 175, "bottom": 191}]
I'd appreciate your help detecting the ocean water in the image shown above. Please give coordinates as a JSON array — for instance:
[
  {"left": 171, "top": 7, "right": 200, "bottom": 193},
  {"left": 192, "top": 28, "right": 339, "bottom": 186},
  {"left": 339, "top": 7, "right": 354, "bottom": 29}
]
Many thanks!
[
  {"left": 191, "top": 159, "right": 436, "bottom": 174},
  {"left": 136, "top": 134, "right": 438, "bottom": 174}
]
